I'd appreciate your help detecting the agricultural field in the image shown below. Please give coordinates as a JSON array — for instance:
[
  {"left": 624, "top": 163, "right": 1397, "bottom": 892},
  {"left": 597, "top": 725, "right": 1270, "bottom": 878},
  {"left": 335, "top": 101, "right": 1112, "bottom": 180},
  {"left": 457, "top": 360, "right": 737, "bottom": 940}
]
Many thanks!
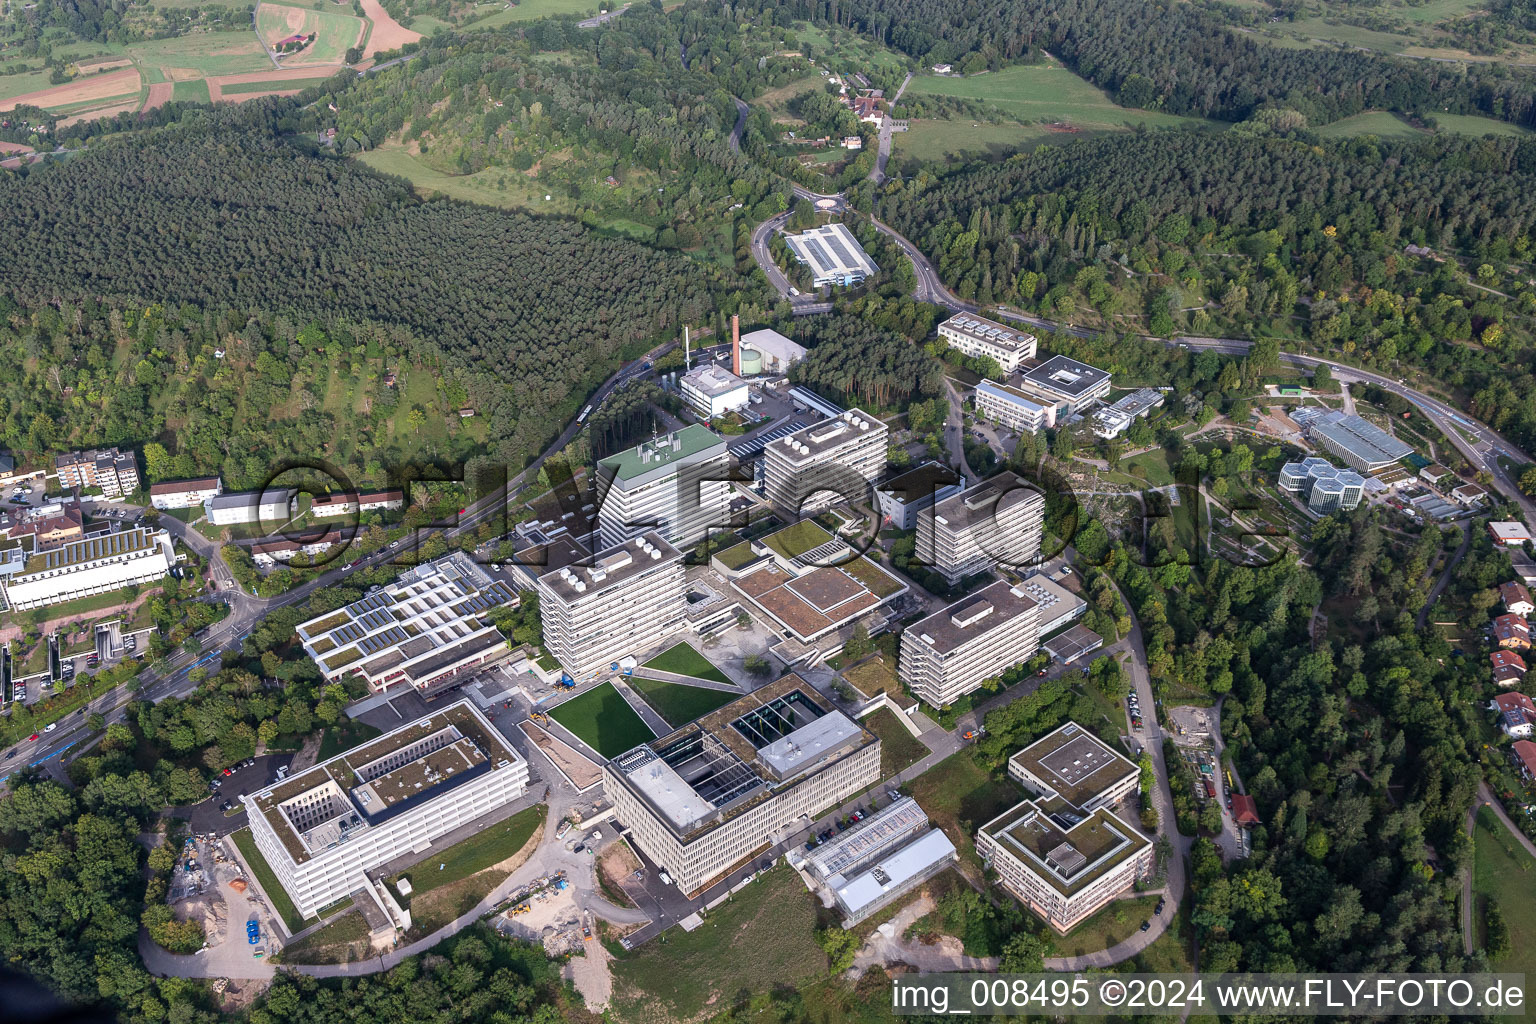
[
  {"left": 547, "top": 682, "right": 654, "bottom": 757},
  {"left": 0, "top": 67, "right": 139, "bottom": 114},
  {"left": 359, "top": 0, "right": 421, "bottom": 57},
  {"left": 0, "top": 69, "right": 63, "bottom": 103},
  {"left": 258, "top": 3, "right": 369, "bottom": 65},
  {"left": 1239, "top": 0, "right": 1536, "bottom": 63},
  {"left": 1317, "top": 110, "right": 1531, "bottom": 140},
  {"left": 171, "top": 79, "right": 211, "bottom": 104},
  {"left": 125, "top": 33, "right": 275, "bottom": 77}
]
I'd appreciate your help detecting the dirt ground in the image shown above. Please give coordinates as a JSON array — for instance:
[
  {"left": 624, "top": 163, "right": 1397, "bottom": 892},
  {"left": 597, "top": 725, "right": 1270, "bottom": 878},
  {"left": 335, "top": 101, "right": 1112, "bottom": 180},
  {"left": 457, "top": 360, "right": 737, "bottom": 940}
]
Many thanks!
[
  {"left": 1, "top": 68, "right": 140, "bottom": 112},
  {"left": 520, "top": 721, "right": 602, "bottom": 789},
  {"left": 596, "top": 842, "right": 641, "bottom": 909},
  {"left": 359, "top": 0, "right": 421, "bottom": 57},
  {"left": 142, "top": 82, "right": 175, "bottom": 111},
  {"left": 495, "top": 884, "right": 611, "bottom": 1008}
]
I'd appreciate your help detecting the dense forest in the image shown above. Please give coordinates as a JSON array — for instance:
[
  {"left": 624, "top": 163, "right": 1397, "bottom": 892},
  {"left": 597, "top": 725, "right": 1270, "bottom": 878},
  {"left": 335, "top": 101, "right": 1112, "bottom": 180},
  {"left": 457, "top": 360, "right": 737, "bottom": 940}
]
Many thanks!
[
  {"left": 0, "top": 113, "right": 733, "bottom": 473},
  {"left": 876, "top": 129, "right": 1536, "bottom": 453},
  {"left": 767, "top": 0, "right": 1536, "bottom": 126}
]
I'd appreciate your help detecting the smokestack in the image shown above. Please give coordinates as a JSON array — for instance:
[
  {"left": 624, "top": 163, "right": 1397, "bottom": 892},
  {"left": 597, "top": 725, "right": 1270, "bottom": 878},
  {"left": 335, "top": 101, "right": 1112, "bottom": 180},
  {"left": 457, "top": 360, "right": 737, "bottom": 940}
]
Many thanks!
[
  {"left": 684, "top": 326, "right": 690, "bottom": 370},
  {"left": 731, "top": 315, "right": 741, "bottom": 376}
]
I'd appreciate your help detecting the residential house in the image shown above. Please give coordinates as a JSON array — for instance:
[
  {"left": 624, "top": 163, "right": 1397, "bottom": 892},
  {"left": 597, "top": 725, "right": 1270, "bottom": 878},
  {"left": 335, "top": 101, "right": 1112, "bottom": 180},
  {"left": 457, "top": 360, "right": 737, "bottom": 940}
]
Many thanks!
[
  {"left": 1452, "top": 482, "right": 1489, "bottom": 506},
  {"left": 1493, "top": 650, "right": 1528, "bottom": 689},
  {"left": 1494, "top": 613, "right": 1532, "bottom": 650},
  {"left": 1494, "top": 692, "right": 1536, "bottom": 739},
  {"left": 1513, "top": 739, "right": 1536, "bottom": 782},
  {"left": 1501, "top": 581, "right": 1535, "bottom": 618}
]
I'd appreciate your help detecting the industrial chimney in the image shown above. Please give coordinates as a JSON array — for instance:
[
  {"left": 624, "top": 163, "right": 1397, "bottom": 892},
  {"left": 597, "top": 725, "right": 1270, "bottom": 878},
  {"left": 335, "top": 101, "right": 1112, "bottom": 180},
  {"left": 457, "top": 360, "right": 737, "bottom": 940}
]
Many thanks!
[{"left": 731, "top": 314, "right": 741, "bottom": 377}]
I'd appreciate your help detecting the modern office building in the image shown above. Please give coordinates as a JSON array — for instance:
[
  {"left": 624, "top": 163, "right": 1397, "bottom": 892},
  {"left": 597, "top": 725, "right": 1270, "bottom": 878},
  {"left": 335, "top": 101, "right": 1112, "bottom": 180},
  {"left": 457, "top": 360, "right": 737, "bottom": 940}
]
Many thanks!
[
  {"left": 537, "top": 532, "right": 686, "bottom": 678},
  {"left": 680, "top": 364, "right": 751, "bottom": 420},
  {"left": 789, "top": 796, "right": 958, "bottom": 926},
  {"left": 1, "top": 525, "right": 176, "bottom": 610},
  {"left": 937, "top": 313, "right": 1037, "bottom": 374},
  {"left": 973, "top": 379, "right": 1058, "bottom": 434},
  {"left": 784, "top": 222, "right": 878, "bottom": 287},
  {"left": 763, "top": 410, "right": 888, "bottom": 514},
  {"left": 206, "top": 488, "right": 298, "bottom": 527},
  {"left": 1017, "top": 572, "right": 1088, "bottom": 634},
  {"left": 1277, "top": 457, "right": 1364, "bottom": 513},
  {"left": 296, "top": 554, "right": 518, "bottom": 694},
  {"left": 917, "top": 472, "right": 1045, "bottom": 585},
  {"left": 877, "top": 462, "right": 964, "bottom": 530},
  {"left": 900, "top": 580, "right": 1041, "bottom": 708},
  {"left": 595, "top": 425, "right": 732, "bottom": 550},
  {"left": 149, "top": 477, "right": 223, "bottom": 510},
  {"left": 1092, "top": 389, "right": 1165, "bottom": 439},
  {"left": 55, "top": 447, "right": 139, "bottom": 497},
  {"left": 1014, "top": 355, "right": 1112, "bottom": 415},
  {"left": 1305, "top": 410, "right": 1414, "bottom": 473},
  {"left": 605, "top": 674, "right": 882, "bottom": 893},
  {"left": 978, "top": 722, "right": 1149, "bottom": 932},
  {"left": 243, "top": 700, "right": 530, "bottom": 920}
]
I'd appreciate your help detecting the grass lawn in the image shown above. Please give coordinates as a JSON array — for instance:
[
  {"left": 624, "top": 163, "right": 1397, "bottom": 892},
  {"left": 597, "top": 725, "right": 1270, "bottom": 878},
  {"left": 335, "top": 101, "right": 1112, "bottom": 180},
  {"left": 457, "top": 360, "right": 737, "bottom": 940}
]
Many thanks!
[
  {"left": 1315, "top": 111, "right": 1424, "bottom": 140},
  {"left": 170, "top": 79, "right": 210, "bottom": 103},
  {"left": 279, "top": 908, "right": 371, "bottom": 964},
  {"left": 461, "top": 0, "right": 599, "bottom": 27},
  {"left": 219, "top": 76, "right": 335, "bottom": 94},
  {"left": 762, "top": 519, "right": 833, "bottom": 560},
  {"left": 1473, "top": 807, "right": 1536, "bottom": 976},
  {"left": 905, "top": 748, "right": 1022, "bottom": 880},
  {"left": 842, "top": 655, "right": 903, "bottom": 700},
  {"left": 1432, "top": 113, "right": 1533, "bottom": 138},
  {"left": 123, "top": 34, "right": 274, "bottom": 76},
  {"left": 0, "top": 68, "right": 59, "bottom": 102},
  {"left": 547, "top": 682, "right": 654, "bottom": 757},
  {"left": 1055, "top": 893, "right": 1160, "bottom": 958},
  {"left": 641, "top": 641, "right": 732, "bottom": 684},
  {"left": 610, "top": 865, "right": 828, "bottom": 1024},
  {"left": 630, "top": 677, "right": 737, "bottom": 727},
  {"left": 231, "top": 827, "right": 306, "bottom": 933},
  {"left": 316, "top": 719, "right": 382, "bottom": 761},
  {"left": 390, "top": 804, "right": 544, "bottom": 903},
  {"left": 713, "top": 540, "right": 759, "bottom": 570},
  {"left": 862, "top": 708, "right": 927, "bottom": 777},
  {"left": 908, "top": 61, "right": 1214, "bottom": 132}
]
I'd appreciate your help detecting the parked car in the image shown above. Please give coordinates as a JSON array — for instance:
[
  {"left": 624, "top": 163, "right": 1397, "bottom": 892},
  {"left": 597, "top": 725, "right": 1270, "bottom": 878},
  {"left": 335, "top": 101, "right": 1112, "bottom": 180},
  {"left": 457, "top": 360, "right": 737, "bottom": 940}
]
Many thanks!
[
  {"left": 572, "top": 843, "right": 585, "bottom": 854},
  {"left": 1140, "top": 920, "right": 1151, "bottom": 932},
  {"left": 1155, "top": 898, "right": 1166, "bottom": 915}
]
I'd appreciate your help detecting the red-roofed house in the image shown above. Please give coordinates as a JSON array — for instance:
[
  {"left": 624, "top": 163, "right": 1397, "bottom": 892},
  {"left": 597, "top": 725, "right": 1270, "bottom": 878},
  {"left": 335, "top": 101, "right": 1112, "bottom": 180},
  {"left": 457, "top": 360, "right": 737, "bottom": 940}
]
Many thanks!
[
  {"left": 1494, "top": 613, "right": 1532, "bottom": 650},
  {"left": 1230, "top": 793, "right": 1261, "bottom": 828},
  {"left": 1513, "top": 739, "right": 1536, "bottom": 782},
  {"left": 1502, "top": 581, "right": 1536, "bottom": 618},
  {"left": 1493, "top": 650, "right": 1528, "bottom": 687},
  {"left": 1494, "top": 692, "right": 1536, "bottom": 739}
]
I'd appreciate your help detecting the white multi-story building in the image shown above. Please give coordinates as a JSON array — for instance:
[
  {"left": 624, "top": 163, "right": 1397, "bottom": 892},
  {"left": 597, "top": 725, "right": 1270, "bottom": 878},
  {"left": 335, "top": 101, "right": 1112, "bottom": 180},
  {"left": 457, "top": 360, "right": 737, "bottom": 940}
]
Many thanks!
[
  {"left": 1, "top": 526, "right": 176, "bottom": 610},
  {"left": 764, "top": 410, "right": 887, "bottom": 514},
  {"left": 1092, "top": 389, "right": 1165, "bottom": 439},
  {"left": 243, "top": 701, "right": 530, "bottom": 920},
  {"left": 206, "top": 488, "right": 297, "bottom": 527},
  {"left": 974, "top": 379, "right": 1057, "bottom": 434},
  {"left": 537, "top": 532, "right": 686, "bottom": 678},
  {"left": 149, "top": 476, "right": 222, "bottom": 510},
  {"left": 978, "top": 722, "right": 1149, "bottom": 932},
  {"left": 877, "top": 462, "right": 964, "bottom": 530},
  {"left": 917, "top": 472, "right": 1045, "bottom": 585},
  {"left": 938, "top": 314, "right": 1037, "bottom": 374},
  {"left": 1013, "top": 355, "right": 1112, "bottom": 416},
  {"left": 680, "top": 364, "right": 751, "bottom": 420},
  {"left": 605, "top": 675, "right": 881, "bottom": 893},
  {"left": 1278, "top": 457, "right": 1365, "bottom": 513},
  {"left": 900, "top": 580, "right": 1041, "bottom": 708},
  {"left": 55, "top": 447, "right": 139, "bottom": 497},
  {"left": 595, "top": 425, "right": 732, "bottom": 550},
  {"left": 296, "top": 554, "right": 518, "bottom": 694}
]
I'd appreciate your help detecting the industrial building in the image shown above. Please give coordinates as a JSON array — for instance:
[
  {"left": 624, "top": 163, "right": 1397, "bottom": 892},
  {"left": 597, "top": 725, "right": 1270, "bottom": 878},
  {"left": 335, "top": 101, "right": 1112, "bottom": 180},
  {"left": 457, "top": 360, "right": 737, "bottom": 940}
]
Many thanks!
[
  {"left": 1490, "top": 522, "right": 1533, "bottom": 547},
  {"left": 1305, "top": 410, "right": 1414, "bottom": 473},
  {"left": 1, "top": 525, "right": 176, "bottom": 611},
  {"left": 900, "top": 580, "right": 1041, "bottom": 708},
  {"left": 784, "top": 222, "right": 878, "bottom": 287},
  {"left": 788, "top": 796, "right": 958, "bottom": 926},
  {"left": 917, "top": 472, "right": 1045, "bottom": 585},
  {"left": 595, "top": 425, "right": 732, "bottom": 550},
  {"left": 680, "top": 364, "right": 751, "bottom": 420},
  {"left": 297, "top": 554, "right": 519, "bottom": 694},
  {"left": 206, "top": 488, "right": 298, "bottom": 527},
  {"left": 1092, "top": 389, "right": 1165, "bottom": 439},
  {"left": 937, "top": 313, "right": 1037, "bottom": 374},
  {"left": 1014, "top": 355, "right": 1112, "bottom": 415},
  {"left": 243, "top": 700, "right": 530, "bottom": 921},
  {"left": 763, "top": 410, "right": 888, "bottom": 514},
  {"left": 738, "top": 328, "right": 807, "bottom": 376},
  {"left": 1277, "top": 457, "right": 1365, "bottom": 513},
  {"left": 537, "top": 532, "right": 686, "bottom": 679},
  {"left": 55, "top": 447, "right": 139, "bottom": 498},
  {"left": 973, "top": 379, "right": 1058, "bottom": 434},
  {"left": 978, "top": 722, "right": 1150, "bottom": 932},
  {"left": 877, "top": 462, "right": 964, "bottom": 530},
  {"left": 605, "top": 674, "right": 882, "bottom": 893},
  {"left": 149, "top": 477, "right": 222, "bottom": 510}
]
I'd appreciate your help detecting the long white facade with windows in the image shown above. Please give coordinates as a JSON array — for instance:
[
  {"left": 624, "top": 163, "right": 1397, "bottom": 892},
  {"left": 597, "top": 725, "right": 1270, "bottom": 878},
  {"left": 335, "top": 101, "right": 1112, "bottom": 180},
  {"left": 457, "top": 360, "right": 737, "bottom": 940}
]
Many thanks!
[
  {"left": 595, "top": 426, "right": 732, "bottom": 550},
  {"left": 2, "top": 526, "right": 176, "bottom": 610},
  {"left": 537, "top": 532, "right": 686, "bottom": 678},
  {"left": 917, "top": 472, "right": 1045, "bottom": 585},
  {"left": 974, "top": 379, "right": 1057, "bottom": 434},
  {"left": 764, "top": 410, "right": 887, "bottom": 514},
  {"left": 900, "top": 580, "right": 1041, "bottom": 707},
  {"left": 243, "top": 701, "right": 530, "bottom": 920},
  {"left": 938, "top": 314, "right": 1036, "bottom": 374}
]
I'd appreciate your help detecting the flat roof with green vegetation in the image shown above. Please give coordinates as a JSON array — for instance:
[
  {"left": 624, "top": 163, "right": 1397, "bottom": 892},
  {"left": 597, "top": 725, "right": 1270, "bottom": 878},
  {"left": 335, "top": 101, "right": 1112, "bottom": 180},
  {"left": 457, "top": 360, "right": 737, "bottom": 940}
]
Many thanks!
[
  {"left": 641, "top": 642, "right": 733, "bottom": 685},
  {"left": 609, "top": 865, "right": 826, "bottom": 1023},
  {"left": 841, "top": 655, "right": 903, "bottom": 700},
  {"left": 231, "top": 827, "right": 305, "bottom": 932},
  {"left": 840, "top": 554, "right": 904, "bottom": 598},
  {"left": 1009, "top": 721, "right": 1137, "bottom": 810},
  {"left": 761, "top": 519, "right": 834, "bottom": 560},
  {"left": 713, "top": 540, "right": 761, "bottom": 571},
  {"left": 630, "top": 677, "right": 739, "bottom": 728},
  {"left": 547, "top": 682, "right": 655, "bottom": 758}
]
